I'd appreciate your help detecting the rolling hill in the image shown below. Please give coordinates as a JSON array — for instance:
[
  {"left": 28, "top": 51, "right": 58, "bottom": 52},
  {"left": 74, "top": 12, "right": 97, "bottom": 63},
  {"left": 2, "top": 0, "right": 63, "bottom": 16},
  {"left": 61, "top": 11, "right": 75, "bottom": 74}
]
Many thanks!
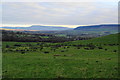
[
  {"left": 65, "top": 33, "right": 119, "bottom": 45},
  {"left": 1, "top": 24, "right": 119, "bottom": 37},
  {"left": 0, "top": 25, "right": 72, "bottom": 31},
  {"left": 74, "top": 24, "right": 119, "bottom": 33}
]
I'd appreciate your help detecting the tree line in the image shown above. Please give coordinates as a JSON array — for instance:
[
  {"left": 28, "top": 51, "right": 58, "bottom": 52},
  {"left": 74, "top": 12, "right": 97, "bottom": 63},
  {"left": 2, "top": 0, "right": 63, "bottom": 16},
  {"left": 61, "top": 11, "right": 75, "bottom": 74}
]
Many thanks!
[{"left": 2, "top": 30, "right": 93, "bottom": 43}]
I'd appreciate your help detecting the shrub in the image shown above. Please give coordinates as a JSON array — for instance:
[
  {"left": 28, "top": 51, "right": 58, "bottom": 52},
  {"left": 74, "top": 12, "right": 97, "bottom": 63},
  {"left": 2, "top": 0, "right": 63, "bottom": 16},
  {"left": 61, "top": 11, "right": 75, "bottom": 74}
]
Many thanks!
[
  {"left": 44, "top": 51, "right": 49, "bottom": 54},
  {"left": 6, "top": 45, "right": 10, "bottom": 48},
  {"left": 113, "top": 50, "right": 117, "bottom": 52},
  {"left": 98, "top": 46, "right": 103, "bottom": 49}
]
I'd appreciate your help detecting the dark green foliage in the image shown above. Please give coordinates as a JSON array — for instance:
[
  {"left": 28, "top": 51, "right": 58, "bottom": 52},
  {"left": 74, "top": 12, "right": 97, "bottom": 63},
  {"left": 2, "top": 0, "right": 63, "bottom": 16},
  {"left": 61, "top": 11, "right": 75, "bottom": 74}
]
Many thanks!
[
  {"left": 98, "top": 46, "right": 103, "bottom": 49},
  {"left": 2, "top": 30, "right": 94, "bottom": 42},
  {"left": 113, "top": 50, "right": 117, "bottom": 52},
  {"left": 21, "top": 51, "right": 25, "bottom": 54},
  {"left": 61, "top": 50, "right": 65, "bottom": 52},
  {"left": 14, "top": 44, "right": 21, "bottom": 47},
  {"left": 5, "top": 45, "right": 10, "bottom": 48},
  {"left": 105, "top": 48, "right": 107, "bottom": 51},
  {"left": 44, "top": 51, "right": 49, "bottom": 54}
]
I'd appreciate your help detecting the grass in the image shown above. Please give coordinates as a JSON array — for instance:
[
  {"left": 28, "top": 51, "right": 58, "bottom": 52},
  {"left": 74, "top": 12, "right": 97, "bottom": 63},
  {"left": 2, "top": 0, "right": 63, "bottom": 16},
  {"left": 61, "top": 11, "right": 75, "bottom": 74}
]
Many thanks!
[
  {"left": 64, "top": 33, "right": 119, "bottom": 45},
  {"left": 2, "top": 33, "right": 119, "bottom": 78}
]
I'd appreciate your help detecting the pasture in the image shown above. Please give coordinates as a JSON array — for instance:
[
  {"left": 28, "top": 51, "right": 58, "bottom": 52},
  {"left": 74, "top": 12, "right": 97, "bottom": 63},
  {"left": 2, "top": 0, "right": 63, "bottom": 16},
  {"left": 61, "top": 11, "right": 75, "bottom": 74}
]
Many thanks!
[{"left": 2, "top": 34, "right": 119, "bottom": 78}]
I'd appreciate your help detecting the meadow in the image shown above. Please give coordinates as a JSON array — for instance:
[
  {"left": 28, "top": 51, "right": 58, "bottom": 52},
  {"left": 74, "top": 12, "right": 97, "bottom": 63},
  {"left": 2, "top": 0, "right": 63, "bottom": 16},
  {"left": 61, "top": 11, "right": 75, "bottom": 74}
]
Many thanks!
[{"left": 2, "top": 33, "right": 119, "bottom": 78}]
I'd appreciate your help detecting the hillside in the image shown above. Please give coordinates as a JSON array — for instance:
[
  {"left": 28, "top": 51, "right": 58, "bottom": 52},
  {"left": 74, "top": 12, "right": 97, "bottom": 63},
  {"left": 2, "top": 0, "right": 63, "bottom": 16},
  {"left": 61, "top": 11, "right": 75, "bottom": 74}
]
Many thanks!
[
  {"left": 2, "top": 33, "right": 119, "bottom": 78},
  {"left": 74, "top": 24, "right": 119, "bottom": 30},
  {"left": 65, "top": 33, "right": 119, "bottom": 45},
  {"left": 74, "top": 24, "right": 119, "bottom": 34}
]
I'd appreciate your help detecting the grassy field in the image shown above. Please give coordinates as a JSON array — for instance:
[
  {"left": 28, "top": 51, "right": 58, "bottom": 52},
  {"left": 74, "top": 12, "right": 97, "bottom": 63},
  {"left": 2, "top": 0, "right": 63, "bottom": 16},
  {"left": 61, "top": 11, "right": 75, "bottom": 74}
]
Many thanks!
[{"left": 2, "top": 34, "right": 119, "bottom": 78}]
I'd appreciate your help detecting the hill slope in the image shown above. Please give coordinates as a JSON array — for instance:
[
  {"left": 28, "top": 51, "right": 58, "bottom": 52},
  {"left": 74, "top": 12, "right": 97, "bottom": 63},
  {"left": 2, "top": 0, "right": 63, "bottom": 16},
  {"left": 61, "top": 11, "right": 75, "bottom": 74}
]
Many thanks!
[
  {"left": 65, "top": 33, "right": 119, "bottom": 45},
  {"left": 74, "top": 24, "right": 119, "bottom": 34}
]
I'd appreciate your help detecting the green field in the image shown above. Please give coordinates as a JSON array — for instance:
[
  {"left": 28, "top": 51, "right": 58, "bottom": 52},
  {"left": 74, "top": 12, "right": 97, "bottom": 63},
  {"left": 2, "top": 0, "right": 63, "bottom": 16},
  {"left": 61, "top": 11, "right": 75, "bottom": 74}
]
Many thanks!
[{"left": 2, "top": 34, "right": 119, "bottom": 78}]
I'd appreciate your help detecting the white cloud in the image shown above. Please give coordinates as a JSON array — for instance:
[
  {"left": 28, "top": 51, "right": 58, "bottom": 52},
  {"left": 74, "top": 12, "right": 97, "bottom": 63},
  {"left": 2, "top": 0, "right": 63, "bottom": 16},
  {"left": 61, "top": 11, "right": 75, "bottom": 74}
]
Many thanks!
[{"left": 2, "top": 2, "right": 118, "bottom": 25}]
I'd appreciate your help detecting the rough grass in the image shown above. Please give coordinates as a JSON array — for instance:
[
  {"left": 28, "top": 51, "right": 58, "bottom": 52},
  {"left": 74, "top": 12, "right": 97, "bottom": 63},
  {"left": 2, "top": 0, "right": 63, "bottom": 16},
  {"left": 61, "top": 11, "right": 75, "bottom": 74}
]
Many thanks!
[
  {"left": 64, "top": 33, "right": 119, "bottom": 45},
  {"left": 2, "top": 33, "right": 119, "bottom": 78}
]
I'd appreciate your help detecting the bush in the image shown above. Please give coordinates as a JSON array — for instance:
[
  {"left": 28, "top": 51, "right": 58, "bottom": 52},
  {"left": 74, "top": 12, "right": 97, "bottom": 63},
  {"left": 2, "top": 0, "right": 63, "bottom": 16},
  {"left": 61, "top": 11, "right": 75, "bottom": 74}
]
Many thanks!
[
  {"left": 6, "top": 45, "right": 10, "bottom": 48},
  {"left": 44, "top": 51, "right": 49, "bottom": 54}
]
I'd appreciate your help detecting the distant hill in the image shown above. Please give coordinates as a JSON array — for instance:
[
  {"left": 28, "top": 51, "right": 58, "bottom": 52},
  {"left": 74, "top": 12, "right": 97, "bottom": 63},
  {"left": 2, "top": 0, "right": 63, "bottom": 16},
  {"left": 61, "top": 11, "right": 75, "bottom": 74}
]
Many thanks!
[
  {"left": 74, "top": 24, "right": 119, "bottom": 32},
  {"left": 1, "top": 24, "right": 119, "bottom": 37},
  {"left": 0, "top": 25, "right": 72, "bottom": 31}
]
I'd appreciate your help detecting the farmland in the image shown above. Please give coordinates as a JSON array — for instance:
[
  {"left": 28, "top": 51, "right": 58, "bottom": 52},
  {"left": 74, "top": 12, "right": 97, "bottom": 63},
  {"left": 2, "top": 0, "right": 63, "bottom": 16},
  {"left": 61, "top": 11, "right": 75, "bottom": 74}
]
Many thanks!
[{"left": 2, "top": 33, "right": 119, "bottom": 78}]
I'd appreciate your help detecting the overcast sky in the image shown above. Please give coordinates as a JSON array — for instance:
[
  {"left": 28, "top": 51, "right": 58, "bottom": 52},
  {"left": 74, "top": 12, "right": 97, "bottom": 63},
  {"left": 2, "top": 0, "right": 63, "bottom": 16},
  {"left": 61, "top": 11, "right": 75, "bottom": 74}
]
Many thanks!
[{"left": 1, "top": 1, "right": 118, "bottom": 27}]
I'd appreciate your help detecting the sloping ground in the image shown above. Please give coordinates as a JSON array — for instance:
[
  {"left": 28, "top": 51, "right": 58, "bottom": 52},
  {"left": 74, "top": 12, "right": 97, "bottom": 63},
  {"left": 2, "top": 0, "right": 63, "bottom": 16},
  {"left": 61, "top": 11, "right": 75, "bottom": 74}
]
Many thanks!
[
  {"left": 74, "top": 24, "right": 119, "bottom": 32},
  {"left": 65, "top": 33, "right": 119, "bottom": 45},
  {"left": 2, "top": 33, "right": 119, "bottom": 78}
]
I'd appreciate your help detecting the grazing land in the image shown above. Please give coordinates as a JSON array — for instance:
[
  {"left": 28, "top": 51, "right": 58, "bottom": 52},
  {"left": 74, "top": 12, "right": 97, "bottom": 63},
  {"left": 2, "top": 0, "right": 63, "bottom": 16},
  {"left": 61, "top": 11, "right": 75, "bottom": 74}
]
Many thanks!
[{"left": 2, "top": 33, "right": 119, "bottom": 78}]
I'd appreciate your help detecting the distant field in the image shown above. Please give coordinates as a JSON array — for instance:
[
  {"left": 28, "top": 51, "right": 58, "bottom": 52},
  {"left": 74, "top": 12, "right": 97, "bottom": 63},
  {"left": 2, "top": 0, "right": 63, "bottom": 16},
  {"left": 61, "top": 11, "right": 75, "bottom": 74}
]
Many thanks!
[{"left": 2, "top": 33, "right": 119, "bottom": 78}]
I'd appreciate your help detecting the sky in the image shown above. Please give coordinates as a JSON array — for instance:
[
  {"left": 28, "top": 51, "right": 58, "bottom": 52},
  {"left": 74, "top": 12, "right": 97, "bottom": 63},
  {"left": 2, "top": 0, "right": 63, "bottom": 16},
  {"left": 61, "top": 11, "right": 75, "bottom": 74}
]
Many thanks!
[{"left": 0, "top": 1, "right": 119, "bottom": 28}]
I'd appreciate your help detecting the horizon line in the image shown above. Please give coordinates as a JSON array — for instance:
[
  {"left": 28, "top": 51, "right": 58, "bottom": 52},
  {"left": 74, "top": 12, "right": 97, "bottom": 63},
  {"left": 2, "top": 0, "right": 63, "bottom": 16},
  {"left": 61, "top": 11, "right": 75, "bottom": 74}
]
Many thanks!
[{"left": 0, "top": 23, "right": 118, "bottom": 28}]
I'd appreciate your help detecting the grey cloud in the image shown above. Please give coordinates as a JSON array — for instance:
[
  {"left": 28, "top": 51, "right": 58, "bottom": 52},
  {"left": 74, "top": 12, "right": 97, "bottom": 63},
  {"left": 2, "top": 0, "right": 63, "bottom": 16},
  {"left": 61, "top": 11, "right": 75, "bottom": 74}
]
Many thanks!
[{"left": 2, "top": 2, "right": 118, "bottom": 25}]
